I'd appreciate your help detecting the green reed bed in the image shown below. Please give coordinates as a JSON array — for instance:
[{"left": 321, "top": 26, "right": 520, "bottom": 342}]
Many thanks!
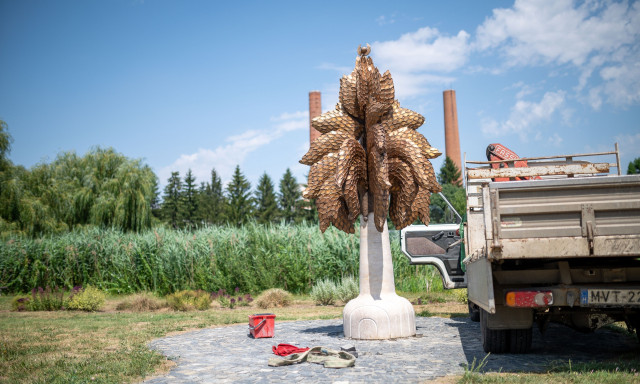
[{"left": 0, "top": 222, "right": 441, "bottom": 295}]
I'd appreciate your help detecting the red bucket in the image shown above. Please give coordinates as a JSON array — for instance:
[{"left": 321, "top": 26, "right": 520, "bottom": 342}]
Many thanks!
[{"left": 248, "top": 313, "right": 275, "bottom": 338}]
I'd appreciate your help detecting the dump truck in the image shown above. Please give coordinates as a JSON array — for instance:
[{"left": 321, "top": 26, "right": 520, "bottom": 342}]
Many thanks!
[{"left": 401, "top": 144, "right": 640, "bottom": 353}]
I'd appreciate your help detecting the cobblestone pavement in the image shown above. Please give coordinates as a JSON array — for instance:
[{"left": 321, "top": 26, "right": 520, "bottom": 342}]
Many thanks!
[{"left": 144, "top": 316, "right": 639, "bottom": 383}]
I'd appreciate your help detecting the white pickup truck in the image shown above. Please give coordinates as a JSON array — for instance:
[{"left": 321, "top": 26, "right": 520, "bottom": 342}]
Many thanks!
[{"left": 401, "top": 145, "right": 640, "bottom": 353}]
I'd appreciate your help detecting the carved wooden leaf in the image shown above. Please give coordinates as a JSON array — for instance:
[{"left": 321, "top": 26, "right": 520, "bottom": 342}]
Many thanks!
[
  {"left": 378, "top": 70, "right": 395, "bottom": 106},
  {"left": 385, "top": 102, "right": 425, "bottom": 131},
  {"left": 312, "top": 105, "right": 363, "bottom": 137},
  {"left": 343, "top": 170, "right": 365, "bottom": 221},
  {"left": 304, "top": 153, "right": 337, "bottom": 199},
  {"left": 339, "top": 72, "right": 359, "bottom": 118},
  {"left": 301, "top": 130, "right": 351, "bottom": 165},
  {"left": 412, "top": 188, "right": 432, "bottom": 226},
  {"left": 387, "top": 136, "right": 432, "bottom": 189},
  {"left": 389, "top": 158, "right": 418, "bottom": 229},
  {"left": 336, "top": 138, "right": 366, "bottom": 188},
  {"left": 389, "top": 128, "right": 442, "bottom": 159}
]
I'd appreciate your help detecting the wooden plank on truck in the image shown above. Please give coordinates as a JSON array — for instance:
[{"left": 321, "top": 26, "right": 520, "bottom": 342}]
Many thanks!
[{"left": 467, "top": 162, "right": 610, "bottom": 179}]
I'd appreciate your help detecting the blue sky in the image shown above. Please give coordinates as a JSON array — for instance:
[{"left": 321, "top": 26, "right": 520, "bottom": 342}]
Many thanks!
[{"left": 1, "top": 0, "right": 639, "bottom": 190}]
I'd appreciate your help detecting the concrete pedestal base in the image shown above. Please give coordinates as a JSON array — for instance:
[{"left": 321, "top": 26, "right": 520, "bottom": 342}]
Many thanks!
[
  {"left": 343, "top": 292, "right": 416, "bottom": 339},
  {"left": 343, "top": 213, "right": 416, "bottom": 339}
]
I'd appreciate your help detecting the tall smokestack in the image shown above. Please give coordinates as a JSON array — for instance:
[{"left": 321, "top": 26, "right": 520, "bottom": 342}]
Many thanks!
[
  {"left": 443, "top": 89, "right": 462, "bottom": 176},
  {"left": 309, "top": 91, "right": 322, "bottom": 143}
]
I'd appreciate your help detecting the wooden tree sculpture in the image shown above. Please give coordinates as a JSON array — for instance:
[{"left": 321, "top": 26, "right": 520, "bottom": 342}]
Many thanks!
[
  {"left": 301, "top": 45, "right": 441, "bottom": 234},
  {"left": 300, "top": 45, "right": 442, "bottom": 339}
]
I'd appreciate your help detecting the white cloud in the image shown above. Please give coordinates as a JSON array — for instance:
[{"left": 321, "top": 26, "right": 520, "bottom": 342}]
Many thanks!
[
  {"left": 506, "top": 81, "right": 538, "bottom": 99},
  {"left": 614, "top": 132, "right": 640, "bottom": 160},
  {"left": 160, "top": 111, "right": 308, "bottom": 186},
  {"left": 390, "top": 72, "right": 456, "bottom": 98},
  {"left": 481, "top": 91, "right": 566, "bottom": 141},
  {"left": 600, "top": 58, "right": 640, "bottom": 106},
  {"left": 270, "top": 111, "right": 307, "bottom": 121},
  {"left": 587, "top": 86, "right": 603, "bottom": 110},
  {"left": 476, "top": 0, "right": 637, "bottom": 66},
  {"left": 476, "top": 0, "right": 640, "bottom": 108},
  {"left": 371, "top": 27, "right": 471, "bottom": 98},
  {"left": 376, "top": 14, "right": 396, "bottom": 26},
  {"left": 548, "top": 133, "right": 563, "bottom": 146},
  {"left": 374, "top": 27, "right": 470, "bottom": 73},
  {"left": 317, "top": 62, "right": 352, "bottom": 74}
]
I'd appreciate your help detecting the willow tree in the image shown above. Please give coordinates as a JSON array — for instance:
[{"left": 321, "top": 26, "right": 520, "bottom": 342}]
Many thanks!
[
  {"left": 300, "top": 45, "right": 441, "bottom": 339},
  {"left": 2, "top": 147, "right": 156, "bottom": 236}
]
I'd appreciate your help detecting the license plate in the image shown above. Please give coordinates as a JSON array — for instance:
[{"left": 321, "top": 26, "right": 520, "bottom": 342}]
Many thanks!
[{"left": 580, "top": 289, "right": 640, "bottom": 306}]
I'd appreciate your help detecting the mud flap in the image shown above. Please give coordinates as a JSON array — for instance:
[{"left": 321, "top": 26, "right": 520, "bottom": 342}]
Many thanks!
[{"left": 466, "top": 256, "right": 495, "bottom": 314}]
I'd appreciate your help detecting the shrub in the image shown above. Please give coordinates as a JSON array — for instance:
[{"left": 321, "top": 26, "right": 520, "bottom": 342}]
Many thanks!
[
  {"left": 115, "top": 293, "right": 167, "bottom": 311},
  {"left": 10, "top": 286, "right": 69, "bottom": 311},
  {"left": 254, "top": 288, "right": 292, "bottom": 309},
  {"left": 452, "top": 288, "right": 468, "bottom": 304},
  {"left": 166, "top": 290, "right": 211, "bottom": 311},
  {"left": 66, "top": 286, "right": 106, "bottom": 312},
  {"left": 11, "top": 295, "right": 31, "bottom": 311},
  {"left": 216, "top": 294, "right": 233, "bottom": 309},
  {"left": 236, "top": 295, "right": 252, "bottom": 307},
  {"left": 335, "top": 275, "right": 359, "bottom": 303},
  {"left": 212, "top": 289, "right": 254, "bottom": 309},
  {"left": 310, "top": 278, "right": 337, "bottom": 306},
  {"left": 31, "top": 286, "right": 67, "bottom": 310}
]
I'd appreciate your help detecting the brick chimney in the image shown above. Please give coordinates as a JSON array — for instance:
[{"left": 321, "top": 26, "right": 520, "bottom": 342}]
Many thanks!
[
  {"left": 309, "top": 91, "right": 322, "bottom": 143},
  {"left": 443, "top": 89, "right": 462, "bottom": 176}
]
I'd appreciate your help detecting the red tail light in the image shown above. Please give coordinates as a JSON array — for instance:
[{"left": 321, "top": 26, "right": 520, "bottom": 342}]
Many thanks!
[{"left": 505, "top": 290, "right": 553, "bottom": 308}]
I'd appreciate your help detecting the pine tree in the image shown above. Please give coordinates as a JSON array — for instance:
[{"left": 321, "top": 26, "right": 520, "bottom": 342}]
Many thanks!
[
  {"left": 0, "top": 119, "right": 12, "bottom": 174},
  {"left": 438, "top": 156, "right": 462, "bottom": 186},
  {"left": 299, "top": 173, "right": 318, "bottom": 224},
  {"left": 196, "top": 169, "right": 226, "bottom": 225},
  {"left": 278, "top": 168, "right": 301, "bottom": 224},
  {"left": 182, "top": 169, "right": 198, "bottom": 228},
  {"left": 206, "top": 168, "right": 226, "bottom": 224},
  {"left": 150, "top": 175, "right": 162, "bottom": 220},
  {"left": 628, "top": 158, "right": 640, "bottom": 174},
  {"left": 162, "top": 171, "right": 183, "bottom": 228},
  {"left": 254, "top": 172, "right": 278, "bottom": 224},
  {"left": 225, "top": 165, "right": 253, "bottom": 226}
]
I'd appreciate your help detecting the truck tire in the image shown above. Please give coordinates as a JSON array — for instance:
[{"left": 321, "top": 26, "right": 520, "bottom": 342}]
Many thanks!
[
  {"left": 480, "top": 309, "right": 509, "bottom": 353},
  {"left": 480, "top": 308, "right": 532, "bottom": 353},
  {"left": 509, "top": 328, "right": 532, "bottom": 353},
  {"left": 468, "top": 301, "right": 480, "bottom": 322}
]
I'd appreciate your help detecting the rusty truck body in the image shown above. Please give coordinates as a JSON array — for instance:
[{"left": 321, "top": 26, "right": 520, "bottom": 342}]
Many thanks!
[{"left": 401, "top": 144, "right": 640, "bottom": 353}]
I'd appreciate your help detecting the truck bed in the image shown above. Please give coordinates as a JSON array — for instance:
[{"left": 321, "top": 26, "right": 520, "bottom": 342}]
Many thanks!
[{"left": 470, "top": 175, "right": 640, "bottom": 260}]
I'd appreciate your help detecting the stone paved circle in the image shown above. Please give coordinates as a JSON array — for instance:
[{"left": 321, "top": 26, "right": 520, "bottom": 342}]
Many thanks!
[{"left": 143, "top": 316, "right": 639, "bottom": 383}]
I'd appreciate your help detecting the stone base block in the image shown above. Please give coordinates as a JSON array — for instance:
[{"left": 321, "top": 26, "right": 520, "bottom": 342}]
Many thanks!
[{"left": 343, "top": 294, "right": 416, "bottom": 339}]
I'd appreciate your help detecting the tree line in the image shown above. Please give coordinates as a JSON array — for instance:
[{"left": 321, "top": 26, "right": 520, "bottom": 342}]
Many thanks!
[
  {"left": 15, "top": 120, "right": 624, "bottom": 236},
  {"left": 157, "top": 166, "right": 315, "bottom": 229},
  {"left": 0, "top": 120, "right": 464, "bottom": 236}
]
